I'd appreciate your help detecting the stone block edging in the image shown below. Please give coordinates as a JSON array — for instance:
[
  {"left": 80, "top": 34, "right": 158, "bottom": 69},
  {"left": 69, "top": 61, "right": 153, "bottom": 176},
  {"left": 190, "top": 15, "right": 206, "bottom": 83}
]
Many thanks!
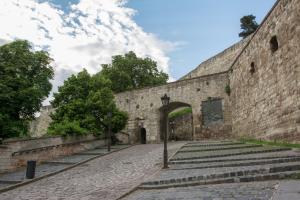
[
  {"left": 181, "top": 142, "right": 244, "bottom": 148},
  {"left": 178, "top": 144, "right": 262, "bottom": 153},
  {"left": 138, "top": 171, "right": 299, "bottom": 190},
  {"left": 169, "top": 155, "right": 300, "bottom": 165},
  {"left": 170, "top": 147, "right": 291, "bottom": 161},
  {"left": 170, "top": 157, "right": 300, "bottom": 171}
]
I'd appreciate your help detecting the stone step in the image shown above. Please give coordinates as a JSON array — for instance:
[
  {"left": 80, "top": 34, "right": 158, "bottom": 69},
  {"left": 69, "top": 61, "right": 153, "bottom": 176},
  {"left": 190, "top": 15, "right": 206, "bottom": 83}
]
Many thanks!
[
  {"left": 95, "top": 147, "right": 120, "bottom": 149},
  {"left": 42, "top": 161, "right": 76, "bottom": 165},
  {"left": 142, "top": 163, "right": 300, "bottom": 187},
  {"left": 178, "top": 144, "right": 262, "bottom": 153},
  {"left": 0, "top": 180, "right": 22, "bottom": 185},
  {"left": 169, "top": 156, "right": 300, "bottom": 170},
  {"left": 182, "top": 142, "right": 244, "bottom": 148},
  {"left": 50, "top": 154, "right": 95, "bottom": 164},
  {"left": 95, "top": 145, "right": 130, "bottom": 149},
  {"left": 141, "top": 162, "right": 300, "bottom": 187},
  {"left": 170, "top": 147, "right": 291, "bottom": 161},
  {"left": 186, "top": 140, "right": 234, "bottom": 144},
  {"left": 138, "top": 170, "right": 300, "bottom": 190},
  {"left": 75, "top": 152, "right": 105, "bottom": 156},
  {"left": 169, "top": 155, "right": 300, "bottom": 165}
]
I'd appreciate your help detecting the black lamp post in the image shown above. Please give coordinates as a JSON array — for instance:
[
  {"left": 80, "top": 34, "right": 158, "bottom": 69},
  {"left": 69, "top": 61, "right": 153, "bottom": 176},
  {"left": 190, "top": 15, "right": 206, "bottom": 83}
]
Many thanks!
[
  {"left": 161, "top": 93, "right": 170, "bottom": 169},
  {"left": 107, "top": 111, "right": 112, "bottom": 152}
]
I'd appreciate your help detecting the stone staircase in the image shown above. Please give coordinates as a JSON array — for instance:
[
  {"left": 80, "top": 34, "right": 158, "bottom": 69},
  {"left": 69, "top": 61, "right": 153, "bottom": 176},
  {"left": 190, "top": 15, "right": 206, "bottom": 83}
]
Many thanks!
[{"left": 138, "top": 141, "right": 300, "bottom": 190}]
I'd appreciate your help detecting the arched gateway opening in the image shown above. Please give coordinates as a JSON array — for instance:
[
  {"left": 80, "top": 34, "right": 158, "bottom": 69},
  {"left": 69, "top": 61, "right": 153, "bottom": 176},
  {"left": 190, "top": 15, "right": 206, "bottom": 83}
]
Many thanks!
[{"left": 159, "top": 102, "right": 193, "bottom": 142}]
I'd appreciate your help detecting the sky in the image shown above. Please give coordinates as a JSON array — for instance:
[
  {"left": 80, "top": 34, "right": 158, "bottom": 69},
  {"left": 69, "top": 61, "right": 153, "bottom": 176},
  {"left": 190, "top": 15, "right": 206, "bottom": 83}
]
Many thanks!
[{"left": 0, "top": 0, "right": 276, "bottom": 104}]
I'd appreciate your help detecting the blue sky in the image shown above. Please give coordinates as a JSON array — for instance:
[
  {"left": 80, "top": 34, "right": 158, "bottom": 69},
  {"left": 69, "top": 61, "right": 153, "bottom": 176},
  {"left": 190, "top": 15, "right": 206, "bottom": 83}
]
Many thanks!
[
  {"left": 127, "top": 0, "right": 276, "bottom": 79},
  {"left": 0, "top": 0, "right": 276, "bottom": 103}
]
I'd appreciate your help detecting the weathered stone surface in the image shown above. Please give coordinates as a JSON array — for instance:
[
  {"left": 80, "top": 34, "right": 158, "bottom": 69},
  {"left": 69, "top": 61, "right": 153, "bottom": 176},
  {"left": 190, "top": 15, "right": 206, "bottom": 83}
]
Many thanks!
[
  {"left": 180, "top": 37, "right": 250, "bottom": 79},
  {"left": 229, "top": 0, "right": 300, "bottom": 143}
]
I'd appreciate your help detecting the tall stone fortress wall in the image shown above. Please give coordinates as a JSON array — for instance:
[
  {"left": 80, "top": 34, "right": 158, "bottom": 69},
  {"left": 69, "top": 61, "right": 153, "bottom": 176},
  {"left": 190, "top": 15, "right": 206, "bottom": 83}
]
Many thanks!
[
  {"left": 229, "top": 0, "right": 300, "bottom": 142},
  {"left": 180, "top": 37, "right": 250, "bottom": 79}
]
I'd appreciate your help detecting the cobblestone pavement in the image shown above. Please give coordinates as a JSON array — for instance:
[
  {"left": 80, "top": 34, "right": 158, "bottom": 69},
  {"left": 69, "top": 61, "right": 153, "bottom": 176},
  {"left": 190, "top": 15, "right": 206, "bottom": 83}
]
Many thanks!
[
  {"left": 123, "top": 181, "right": 278, "bottom": 200},
  {"left": 272, "top": 180, "right": 300, "bottom": 200},
  {"left": 0, "top": 142, "right": 185, "bottom": 200},
  {"left": 0, "top": 145, "right": 131, "bottom": 186}
]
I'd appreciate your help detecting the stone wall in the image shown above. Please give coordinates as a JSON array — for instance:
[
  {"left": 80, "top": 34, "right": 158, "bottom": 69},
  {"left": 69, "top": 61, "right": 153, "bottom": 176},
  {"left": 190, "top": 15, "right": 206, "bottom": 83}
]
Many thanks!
[
  {"left": 180, "top": 37, "right": 250, "bottom": 79},
  {"left": 115, "top": 72, "right": 232, "bottom": 143},
  {"left": 0, "top": 135, "right": 105, "bottom": 173},
  {"left": 229, "top": 0, "right": 300, "bottom": 142}
]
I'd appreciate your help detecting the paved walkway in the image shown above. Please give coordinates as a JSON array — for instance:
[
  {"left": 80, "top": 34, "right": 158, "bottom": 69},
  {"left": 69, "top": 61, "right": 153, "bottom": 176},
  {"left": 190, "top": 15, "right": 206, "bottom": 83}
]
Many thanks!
[
  {"left": 0, "top": 142, "right": 185, "bottom": 200},
  {"left": 0, "top": 145, "right": 131, "bottom": 189},
  {"left": 123, "top": 141, "right": 300, "bottom": 200}
]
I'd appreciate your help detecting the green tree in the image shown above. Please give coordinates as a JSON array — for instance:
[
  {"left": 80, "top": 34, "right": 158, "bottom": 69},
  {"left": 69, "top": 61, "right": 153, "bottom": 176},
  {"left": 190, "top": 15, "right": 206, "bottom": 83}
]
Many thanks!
[
  {"left": 239, "top": 15, "right": 259, "bottom": 38},
  {"left": 0, "top": 40, "right": 54, "bottom": 139},
  {"left": 100, "top": 51, "right": 168, "bottom": 93},
  {"left": 49, "top": 69, "right": 128, "bottom": 136}
]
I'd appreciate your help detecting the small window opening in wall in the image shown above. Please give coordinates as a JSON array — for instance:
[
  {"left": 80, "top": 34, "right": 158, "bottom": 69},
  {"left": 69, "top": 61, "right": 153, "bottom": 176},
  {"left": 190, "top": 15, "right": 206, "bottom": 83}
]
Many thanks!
[
  {"left": 250, "top": 62, "right": 255, "bottom": 74},
  {"left": 150, "top": 103, "right": 153, "bottom": 107},
  {"left": 197, "top": 88, "right": 201, "bottom": 92},
  {"left": 206, "top": 81, "right": 209, "bottom": 86},
  {"left": 270, "top": 36, "right": 279, "bottom": 53},
  {"left": 136, "top": 104, "right": 139, "bottom": 109}
]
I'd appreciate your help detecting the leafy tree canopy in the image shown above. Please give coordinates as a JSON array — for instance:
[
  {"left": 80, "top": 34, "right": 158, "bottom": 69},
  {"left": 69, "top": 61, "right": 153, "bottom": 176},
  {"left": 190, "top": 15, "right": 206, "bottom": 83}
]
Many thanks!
[
  {"left": 49, "top": 69, "right": 128, "bottom": 136},
  {"left": 239, "top": 15, "right": 259, "bottom": 38},
  {"left": 0, "top": 40, "right": 54, "bottom": 139},
  {"left": 100, "top": 51, "right": 169, "bottom": 93}
]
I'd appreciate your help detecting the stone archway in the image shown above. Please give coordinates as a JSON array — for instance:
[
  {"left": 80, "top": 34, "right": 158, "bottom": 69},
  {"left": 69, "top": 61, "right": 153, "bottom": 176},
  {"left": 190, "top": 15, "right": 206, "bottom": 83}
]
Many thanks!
[
  {"left": 159, "top": 102, "right": 193, "bottom": 141},
  {"left": 140, "top": 128, "right": 147, "bottom": 144}
]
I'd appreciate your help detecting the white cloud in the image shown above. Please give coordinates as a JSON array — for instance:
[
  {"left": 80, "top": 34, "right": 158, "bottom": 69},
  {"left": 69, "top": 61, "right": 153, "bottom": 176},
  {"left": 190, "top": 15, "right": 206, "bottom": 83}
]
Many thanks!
[{"left": 0, "top": 0, "right": 177, "bottom": 104}]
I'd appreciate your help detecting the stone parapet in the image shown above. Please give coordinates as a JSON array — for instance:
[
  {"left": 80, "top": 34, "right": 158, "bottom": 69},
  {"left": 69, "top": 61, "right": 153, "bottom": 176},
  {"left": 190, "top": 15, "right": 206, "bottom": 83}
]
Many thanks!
[{"left": 0, "top": 135, "right": 105, "bottom": 173}]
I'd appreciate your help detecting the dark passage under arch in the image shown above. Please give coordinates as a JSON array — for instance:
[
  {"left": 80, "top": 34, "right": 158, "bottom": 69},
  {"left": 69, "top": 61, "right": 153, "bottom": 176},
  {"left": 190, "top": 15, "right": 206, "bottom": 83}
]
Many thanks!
[
  {"left": 140, "top": 128, "right": 146, "bottom": 144},
  {"left": 159, "top": 101, "right": 193, "bottom": 141}
]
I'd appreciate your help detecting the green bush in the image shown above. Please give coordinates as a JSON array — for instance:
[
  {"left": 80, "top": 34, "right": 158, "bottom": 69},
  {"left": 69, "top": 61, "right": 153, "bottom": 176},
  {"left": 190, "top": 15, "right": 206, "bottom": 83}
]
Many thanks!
[
  {"left": 225, "top": 85, "right": 231, "bottom": 96},
  {"left": 169, "top": 107, "right": 192, "bottom": 119},
  {"left": 47, "top": 120, "right": 89, "bottom": 137}
]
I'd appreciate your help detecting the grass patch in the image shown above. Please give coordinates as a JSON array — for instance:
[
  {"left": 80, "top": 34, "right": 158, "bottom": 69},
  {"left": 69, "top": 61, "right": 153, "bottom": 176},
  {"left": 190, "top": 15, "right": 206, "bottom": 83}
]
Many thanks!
[
  {"left": 240, "top": 138, "right": 300, "bottom": 149},
  {"left": 289, "top": 173, "right": 300, "bottom": 179},
  {"left": 169, "top": 107, "right": 192, "bottom": 119}
]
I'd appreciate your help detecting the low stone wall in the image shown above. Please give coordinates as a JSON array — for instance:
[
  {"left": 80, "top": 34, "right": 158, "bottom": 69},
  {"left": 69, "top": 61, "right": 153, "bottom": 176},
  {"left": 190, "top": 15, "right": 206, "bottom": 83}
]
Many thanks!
[{"left": 0, "top": 135, "right": 105, "bottom": 173}]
